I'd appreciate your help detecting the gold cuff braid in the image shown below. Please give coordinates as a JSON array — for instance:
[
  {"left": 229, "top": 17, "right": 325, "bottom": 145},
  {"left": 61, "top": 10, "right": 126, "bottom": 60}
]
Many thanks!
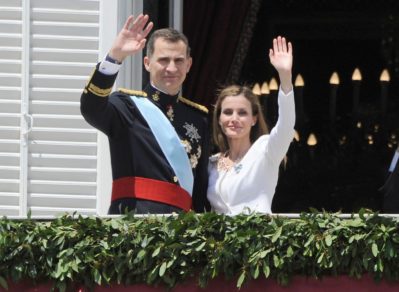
[{"left": 87, "top": 83, "right": 112, "bottom": 97}]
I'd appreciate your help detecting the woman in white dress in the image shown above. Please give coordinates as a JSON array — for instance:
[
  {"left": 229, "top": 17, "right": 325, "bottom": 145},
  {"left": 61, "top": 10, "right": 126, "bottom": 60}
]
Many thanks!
[{"left": 207, "top": 36, "right": 295, "bottom": 215}]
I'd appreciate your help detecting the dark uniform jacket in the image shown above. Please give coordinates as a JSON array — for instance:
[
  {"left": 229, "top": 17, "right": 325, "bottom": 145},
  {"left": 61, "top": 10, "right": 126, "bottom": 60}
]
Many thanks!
[{"left": 81, "top": 63, "right": 211, "bottom": 214}]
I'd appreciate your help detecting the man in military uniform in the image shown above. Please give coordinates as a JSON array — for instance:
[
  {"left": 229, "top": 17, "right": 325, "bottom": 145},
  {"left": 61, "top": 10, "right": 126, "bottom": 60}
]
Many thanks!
[{"left": 81, "top": 14, "right": 210, "bottom": 214}]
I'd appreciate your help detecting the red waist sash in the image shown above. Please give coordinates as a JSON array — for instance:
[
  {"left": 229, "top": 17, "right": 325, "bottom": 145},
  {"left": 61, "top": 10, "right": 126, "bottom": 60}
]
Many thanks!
[{"left": 111, "top": 176, "right": 192, "bottom": 211}]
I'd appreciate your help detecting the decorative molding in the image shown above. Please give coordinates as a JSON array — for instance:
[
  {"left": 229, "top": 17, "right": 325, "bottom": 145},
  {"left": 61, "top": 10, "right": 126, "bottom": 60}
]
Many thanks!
[{"left": 227, "top": 0, "right": 261, "bottom": 84}]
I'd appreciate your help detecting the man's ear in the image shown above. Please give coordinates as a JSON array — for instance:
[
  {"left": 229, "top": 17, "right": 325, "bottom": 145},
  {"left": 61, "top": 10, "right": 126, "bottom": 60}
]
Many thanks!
[
  {"left": 143, "top": 56, "right": 150, "bottom": 71},
  {"left": 186, "top": 57, "right": 193, "bottom": 73}
]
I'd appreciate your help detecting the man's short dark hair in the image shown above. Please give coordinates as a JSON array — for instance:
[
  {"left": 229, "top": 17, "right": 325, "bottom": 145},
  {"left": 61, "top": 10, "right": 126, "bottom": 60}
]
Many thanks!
[{"left": 146, "top": 28, "right": 191, "bottom": 57}]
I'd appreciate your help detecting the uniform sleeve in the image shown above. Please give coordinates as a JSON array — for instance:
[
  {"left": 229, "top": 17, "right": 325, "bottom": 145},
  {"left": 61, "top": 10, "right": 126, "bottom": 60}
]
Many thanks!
[
  {"left": 264, "top": 87, "right": 296, "bottom": 164},
  {"left": 192, "top": 115, "right": 211, "bottom": 212},
  {"left": 80, "top": 63, "right": 124, "bottom": 137}
]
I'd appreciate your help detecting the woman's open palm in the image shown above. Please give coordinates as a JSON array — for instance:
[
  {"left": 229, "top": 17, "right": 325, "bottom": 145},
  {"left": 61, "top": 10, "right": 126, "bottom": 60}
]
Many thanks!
[{"left": 269, "top": 36, "right": 293, "bottom": 73}]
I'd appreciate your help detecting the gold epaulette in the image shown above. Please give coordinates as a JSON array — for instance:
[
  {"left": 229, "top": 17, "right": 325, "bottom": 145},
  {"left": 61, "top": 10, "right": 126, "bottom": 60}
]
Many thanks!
[
  {"left": 178, "top": 96, "right": 208, "bottom": 114},
  {"left": 118, "top": 88, "right": 147, "bottom": 97}
]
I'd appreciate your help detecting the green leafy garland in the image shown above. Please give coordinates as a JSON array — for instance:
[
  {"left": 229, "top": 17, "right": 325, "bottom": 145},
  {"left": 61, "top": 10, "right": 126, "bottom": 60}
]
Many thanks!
[{"left": 1, "top": 209, "right": 399, "bottom": 291}]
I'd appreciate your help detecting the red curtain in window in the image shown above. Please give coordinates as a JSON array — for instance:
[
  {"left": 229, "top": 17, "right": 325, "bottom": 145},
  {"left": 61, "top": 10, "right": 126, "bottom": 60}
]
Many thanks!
[{"left": 183, "top": 0, "right": 261, "bottom": 107}]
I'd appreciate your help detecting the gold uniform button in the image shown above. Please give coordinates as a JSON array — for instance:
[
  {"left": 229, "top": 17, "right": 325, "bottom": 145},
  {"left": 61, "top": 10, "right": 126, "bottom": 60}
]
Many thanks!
[{"left": 173, "top": 176, "right": 178, "bottom": 183}]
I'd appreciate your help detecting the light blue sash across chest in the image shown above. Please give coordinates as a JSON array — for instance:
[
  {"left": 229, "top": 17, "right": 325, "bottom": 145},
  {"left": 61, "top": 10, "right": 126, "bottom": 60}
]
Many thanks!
[{"left": 130, "top": 95, "right": 194, "bottom": 195}]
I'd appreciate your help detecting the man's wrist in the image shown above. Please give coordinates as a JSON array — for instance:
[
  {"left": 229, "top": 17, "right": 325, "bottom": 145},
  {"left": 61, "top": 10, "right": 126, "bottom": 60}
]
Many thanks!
[
  {"left": 105, "top": 54, "right": 122, "bottom": 65},
  {"left": 99, "top": 56, "right": 121, "bottom": 75}
]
